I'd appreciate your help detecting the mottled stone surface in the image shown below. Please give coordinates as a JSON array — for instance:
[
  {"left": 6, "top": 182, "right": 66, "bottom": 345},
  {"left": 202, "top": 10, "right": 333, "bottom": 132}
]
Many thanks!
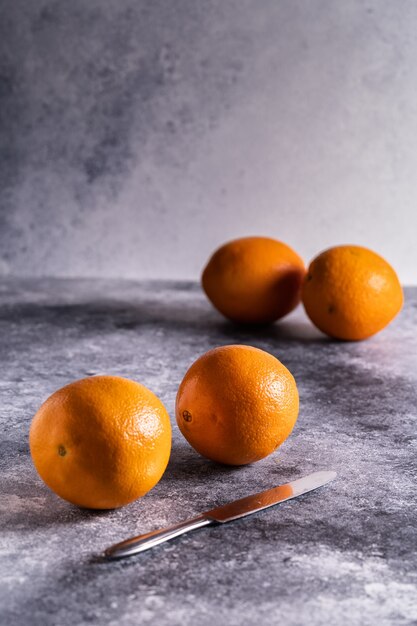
[
  {"left": 0, "top": 279, "right": 416, "bottom": 625},
  {"left": 1, "top": 1, "right": 417, "bottom": 281}
]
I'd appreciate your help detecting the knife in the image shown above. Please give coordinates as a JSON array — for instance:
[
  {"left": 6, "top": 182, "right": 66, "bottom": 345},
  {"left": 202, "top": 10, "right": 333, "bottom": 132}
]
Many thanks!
[{"left": 104, "top": 470, "right": 336, "bottom": 559}]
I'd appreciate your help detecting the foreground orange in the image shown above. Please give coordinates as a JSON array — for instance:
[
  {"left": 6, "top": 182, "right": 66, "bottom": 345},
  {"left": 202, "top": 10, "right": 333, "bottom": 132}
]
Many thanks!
[
  {"left": 202, "top": 237, "right": 306, "bottom": 324},
  {"left": 302, "top": 245, "right": 403, "bottom": 340},
  {"left": 176, "top": 345, "right": 299, "bottom": 465},
  {"left": 29, "top": 376, "right": 171, "bottom": 509}
]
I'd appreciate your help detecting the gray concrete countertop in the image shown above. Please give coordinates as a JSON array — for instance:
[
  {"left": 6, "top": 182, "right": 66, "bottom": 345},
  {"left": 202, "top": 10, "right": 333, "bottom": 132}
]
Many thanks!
[{"left": 1, "top": 278, "right": 416, "bottom": 626}]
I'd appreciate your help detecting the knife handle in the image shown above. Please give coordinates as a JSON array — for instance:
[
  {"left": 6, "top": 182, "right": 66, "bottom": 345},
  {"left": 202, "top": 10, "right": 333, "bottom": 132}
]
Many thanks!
[{"left": 104, "top": 515, "right": 213, "bottom": 559}]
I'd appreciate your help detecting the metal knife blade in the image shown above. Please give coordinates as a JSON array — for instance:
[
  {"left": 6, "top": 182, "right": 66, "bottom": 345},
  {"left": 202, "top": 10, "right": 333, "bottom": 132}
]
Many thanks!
[
  {"left": 104, "top": 470, "right": 336, "bottom": 559},
  {"left": 205, "top": 470, "right": 336, "bottom": 522}
]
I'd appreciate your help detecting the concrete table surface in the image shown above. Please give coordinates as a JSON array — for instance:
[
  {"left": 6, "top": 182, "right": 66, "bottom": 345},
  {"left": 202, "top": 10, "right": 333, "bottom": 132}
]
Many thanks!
[{"left": 0, "top": 278, "right": 416, "bottom": 626}]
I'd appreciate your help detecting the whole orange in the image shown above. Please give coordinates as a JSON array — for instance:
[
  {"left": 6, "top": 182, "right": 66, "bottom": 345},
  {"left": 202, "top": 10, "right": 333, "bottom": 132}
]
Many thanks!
[
  {"left": 202, "top": 237, "right": 306, "bottom": 324},
  {"left": 29, "top": 375, "right": 171, "bottom": 509},
  {"left": 302, "top": 245, "right": 403, "bottom": 340},
  {"left": 175, "top": 345, "right": 299, "bottom": 465}
]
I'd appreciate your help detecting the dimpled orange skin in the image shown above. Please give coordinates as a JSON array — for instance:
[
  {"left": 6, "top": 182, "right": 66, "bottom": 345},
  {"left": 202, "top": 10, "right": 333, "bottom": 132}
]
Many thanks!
[
  {"left": 302, "top": 245, "right": 403, "bottom": 341},
  {"left": 29, "top": 376, "right": 171, "bottom": 509},
  {"left": 202, "top": 237, "right": 306, "bottom": 324},
  {"left": 176, "top": 345, "right": 299, "bottom": 466}
]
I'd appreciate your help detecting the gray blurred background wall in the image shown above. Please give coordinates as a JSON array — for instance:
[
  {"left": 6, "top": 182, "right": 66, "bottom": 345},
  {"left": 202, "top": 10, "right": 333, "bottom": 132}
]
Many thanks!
[{"left": 1, "top": 0, "right": 416, "bottom": 282}]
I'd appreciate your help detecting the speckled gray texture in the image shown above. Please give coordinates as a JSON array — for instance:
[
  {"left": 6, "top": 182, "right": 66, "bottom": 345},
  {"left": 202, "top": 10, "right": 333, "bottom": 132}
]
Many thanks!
[
  {"left": 1, "top": 1, "right": 417, "bottom": 281},
  {"left": 0, "top": 278, "right": 416, "bottom": 625}
]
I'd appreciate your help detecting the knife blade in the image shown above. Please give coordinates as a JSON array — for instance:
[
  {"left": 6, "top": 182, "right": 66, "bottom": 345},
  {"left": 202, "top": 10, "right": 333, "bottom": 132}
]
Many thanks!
[{"left": 104, "top": 470, "right": 336, "bottom": 559}]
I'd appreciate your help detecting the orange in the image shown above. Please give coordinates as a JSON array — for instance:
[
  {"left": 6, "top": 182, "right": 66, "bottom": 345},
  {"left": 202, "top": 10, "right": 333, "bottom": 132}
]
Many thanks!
[
  {"left": 302, "top": 245, "right": 403, "bottom": 341},
  {"left": 29, "top": 375, "right": 171, "bottom": 509},
  {"left": 175, "top": 345, "right": 299, "bottom": 465},
  {"left": 202, "top": 237, "right": 306, "bottom": 324}
]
